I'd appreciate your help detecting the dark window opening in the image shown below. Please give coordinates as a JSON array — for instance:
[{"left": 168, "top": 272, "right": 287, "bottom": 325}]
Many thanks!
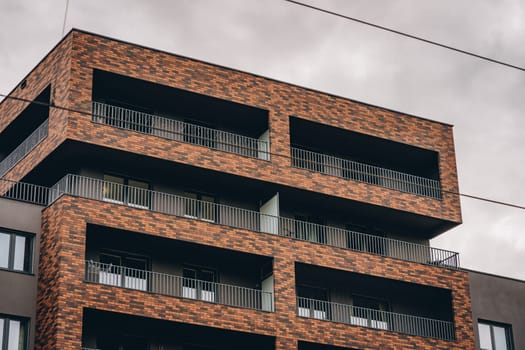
[{"left": 103, "top": 174, "right": 150, "bottom": 209}]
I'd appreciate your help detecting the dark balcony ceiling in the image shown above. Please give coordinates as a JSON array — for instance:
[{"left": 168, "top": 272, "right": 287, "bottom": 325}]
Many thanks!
[
  {"left": 83, "top": 308, "right": 275, "bottom": 350},
  {"left": 23, "top": 140, "right": 457, "bottom": 239},
  {"left": 0, "top": 86, "right": 49, "bottom": 157}
]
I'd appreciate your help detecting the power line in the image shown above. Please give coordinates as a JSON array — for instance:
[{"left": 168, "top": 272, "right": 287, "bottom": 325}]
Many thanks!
[
  {"left": 283, "top": 0, "right": 525, "bottom": 73},
  {"left": 1, "top": 92, "right": 524, "bottom": 210}
]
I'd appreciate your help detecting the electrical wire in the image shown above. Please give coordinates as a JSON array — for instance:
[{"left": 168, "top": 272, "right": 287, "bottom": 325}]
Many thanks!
[
  {"left": 283, "top": 0, "right": 525, "bottom": 72},
  {"left": 0, "top": 92, "right": 523, "bottom": 210}
]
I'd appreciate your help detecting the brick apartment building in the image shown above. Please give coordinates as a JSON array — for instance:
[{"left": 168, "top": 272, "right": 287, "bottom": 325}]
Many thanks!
[{"left": 0, "top": 29, "right": 520, "bottom": 350}]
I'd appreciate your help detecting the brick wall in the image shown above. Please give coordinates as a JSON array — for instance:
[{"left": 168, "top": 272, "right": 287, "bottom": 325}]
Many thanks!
[
  {"left": 37, "top": 196, "right": 474, "bottom": 349},
  {"left": 0, "top": 30, "right": 461, "bottom": 224}
]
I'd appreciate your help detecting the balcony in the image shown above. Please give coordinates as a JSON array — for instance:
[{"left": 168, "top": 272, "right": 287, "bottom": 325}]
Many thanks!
[
  {"left": 92, "top": 102, "right": 270, "bottom": 160},
  {"left": 290, "top": 117, "right": 442, "bottom": 199},
  {"left": 297, "top": 297, "right": 454, "bottom": 340},
  {"left": 49, "top": 174, "right": 459, "bottom": 269},
  {"left": 91, "top": 69, "right": 270, "bottom": 160},
  {"left": 85, "top": 260, "right": 273, "bottom": 311},
  {"left": 81, "top": 308, "right": 276, "bottom": 350},
  {"left": 296, "top": 263, "right": 455, "bottom": 341},
  {"left": 0, "top": 118, "right": 48, "bottom": 177},
  {"left": 85, "top": 225, "right": 274, "bottom": 312},
  {"left": 0, "top": 177, "right": 50, "bottom": 205},
  {"left": 291, "top": 147, "right": 441, "bottom": 199}
]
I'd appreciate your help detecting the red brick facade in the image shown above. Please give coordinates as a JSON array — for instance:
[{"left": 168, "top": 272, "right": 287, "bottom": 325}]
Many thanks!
[
  {"left": 0, "top": 30, "right": 461, "bottom": 224},
  {"left": 0, "top": 29, "right": 473, "bottom": 349},
  {"left": 38, "top": 196, "right": 474, "bottom": 349}
]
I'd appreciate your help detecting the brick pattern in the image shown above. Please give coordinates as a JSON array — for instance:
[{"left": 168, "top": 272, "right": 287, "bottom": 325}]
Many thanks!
[
  {"left": 0, "top": 30, "right": 461, "bottom": 223},
  {"left": 0, "top": 36, "right": 71, "bottom": 183},
  {"left": 0, "top": 29, "right": 472, "bottom": 350},
  {"left": 37, "top": 196, "right": 475, "bottom": 349}
]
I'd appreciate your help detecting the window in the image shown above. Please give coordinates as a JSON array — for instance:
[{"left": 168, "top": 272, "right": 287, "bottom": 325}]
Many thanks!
[
  {"left": 182, "top": 266, "right": 217, "bottom": 302},
  {"left": 98, "top": 252, "right": 148, "bottom": 291},
  {"left": 297, "top": 285, "right": 329, "bottom": 320},
  {"left": 293, "top": 216, "right": 327, "bottom": 244},
  {"left": 478, "top": 320, "right": 514, "bottom": 350},
  {"left": 351, "top": 295, "right": 389, "bottom": 330},
  {"left": 103, "top": 174, "right": 150, "bottom": 209},
  {"left": 346, "top": 224, "right": 386, "bottom": 256},
  {"left": 183, "top": 192, "right": 217, "bottom": 223},
  {"left": 0, "top": 315, "right": 27, "bottom": 350},
  {"left": 0, "top": 231, "right": 32, "bottom": 273}
]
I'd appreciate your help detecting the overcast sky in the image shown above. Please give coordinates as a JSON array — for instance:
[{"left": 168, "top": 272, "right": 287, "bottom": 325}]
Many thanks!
[{"left": 1, "top": 0, "right": 524, "bottom": 279}]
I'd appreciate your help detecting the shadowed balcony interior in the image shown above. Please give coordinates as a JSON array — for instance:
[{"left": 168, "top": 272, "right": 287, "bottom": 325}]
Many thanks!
[
  {"left": 295, "top": 263, "right": 455, "bottom": 340},
  {"left": 22, "top": 141, "right": 457, "bottom": 239},
  {"left": 85, "top": 225, "right": 274, "bottom": 311},
  {"left": 0, "top": 86, "right": 50, "bottom": 160},
  {"left": 81, "top": 308, "right": 276, "bottom": 350},
  {"left": 92, "top": 70, "right": 270, "bottom": 159},
  {"left": 289, "top": 117, "right": 441, "bottom": 198}
]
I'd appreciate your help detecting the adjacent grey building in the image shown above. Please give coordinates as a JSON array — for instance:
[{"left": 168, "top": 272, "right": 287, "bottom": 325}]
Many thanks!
[{"left": 468, "top": 269, "right": 525, "bottom": 350}]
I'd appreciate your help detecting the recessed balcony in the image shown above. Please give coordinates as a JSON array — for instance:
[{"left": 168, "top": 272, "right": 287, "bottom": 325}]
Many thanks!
[
  {"left": 0, "top": 119, "right": 48, "bottom": 177},
  {"left": 295, "top": 263, "right": 455, "bottom": 341},
  {"left": 291, "top": 147, "right": 441, "bottom": 199},
  {"left": 84, "top": 225, "right": 274, "bottom": 312},
  {"left": 48, "top": 174, "right": 459, "bottom": 269},
  {"left": 81, "top": 308, "right": 275, "bottom": 350},
  {"left": 85, "top": 260, "right": 273, "bottom": 311},
  {"left": 92, "top": 102, "right": 269, "bottom": 160},
  {"left": 91, "top": 69, "right": 270, "bottom": 160},
  {"left": 290, "top": 117, "right": 442, "bottom": 199}
]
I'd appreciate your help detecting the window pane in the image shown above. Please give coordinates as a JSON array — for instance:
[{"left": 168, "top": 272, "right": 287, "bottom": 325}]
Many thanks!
[
  {"left": 7, "top": 319, "right": 23, "bottom": 350},
  {"left": 0, "top": 232, "right": 10, "bottom": 268},
  {"left": 13, "top": 236, "right": 28, "bottom": 271},
  {"left": 128, "top": 180, "right": 149, "bottom": 208},
  {"left": 493, "top": 326, "right": 509, "bottom": 350},
  {"left": 479, "top": 323, "right": 493, "bottom": 350},
  {"left": 103, "top": 175, "right": 125, "bottom": 203},
  {"left": 200, "top": 195, "right": 215, "bottom": 222},
  {"left": 184, "top": 192, "right": 198, "bottom": 218}
]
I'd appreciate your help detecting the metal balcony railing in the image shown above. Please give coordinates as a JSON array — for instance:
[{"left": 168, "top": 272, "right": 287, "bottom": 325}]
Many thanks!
[
  {"left": 0, "top": 119, "right": 48, "bottom": 177},
  {"left": 0, "top": 177, "right": 51, "bottom": 206},
  {"left": 85, "top": 261, "right": 274, "bottom": 311},
  {"left": 92, "top": 102, "right": 270, "bottom": 160},
  {"left": 291, "top": 147, "right": 442, "bottom": 199},
  {"left": 297, "top": 297, "right": 455, "bottom": 341},
  {"left": 50, "top": 174, "right": 460, "bottom": 269}
]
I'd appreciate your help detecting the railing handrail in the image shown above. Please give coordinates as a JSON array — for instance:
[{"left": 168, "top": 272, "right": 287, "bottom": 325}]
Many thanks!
[
  {"left": 297, "top": 296, "right": 455, "bottom": 340},
  {"left": 0, "top": 177, "right": 52, "bottom": 206},
  {"left": 91, "top": 101, "right": 269, "bottom": 159},
  {"left": 291, "top": 146, "right": 441, "bottom": 199},
  {"left": 85, "top": 260, "right": 273, "bottom": 311},
  {"left": 0, "top": 118, "right": 49, "bottom": 177},
  {"left": 51, "top": 174, "right": 459, "bottom": 269}
]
